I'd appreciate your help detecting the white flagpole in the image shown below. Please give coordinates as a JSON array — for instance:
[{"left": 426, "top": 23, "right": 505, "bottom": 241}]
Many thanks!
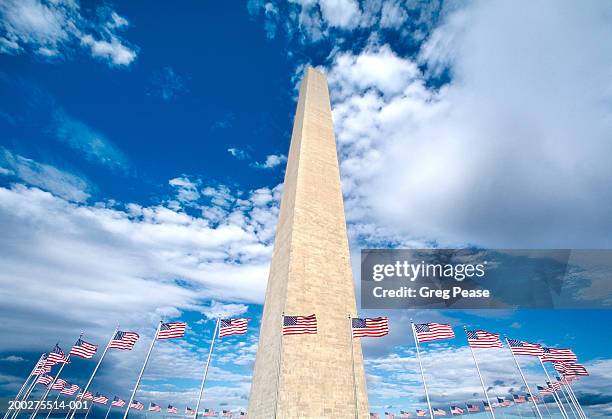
[
  {"left": 10, "top": 368, "right": 42, "bottom": 419},
  {"left": 562, "top": 380, "right": 584, "bottom": 419},
  {"left": 4, "top": 354, "right": 45, "bottom": 417},
  {"left": 503, "top": 337, "right": 542, "bottom": 419},
  {"left": 194, "top": 318, "right": 220, "bottom": 419},
  {"left": 103, "top": 400, "right": 114, "bottom": 419},
  {"left": 464, "top": 328, "right": 495, "bottom": 419},
  {"left": 122, "top": 322, "right": 162, "bottom": 419},
  {"left": 82, "top": 402, "right": 93, "bottom": 419},
  {"left": 348, "top": 315, "right": 358, "bottom": 419},
  {"left": 538, "top": 395, "right": 553, "bottom": 418},
  {"left": 552, "top": 390, "right": 570, "bottom": 419},
  {"left": 68, "top": 327, "right": 118, "bottom": 419},
  {"left": 44, "top": 389, "right": 64, "bottom": 419},
  {"left": 410, "top": 321, "right": 434, "bottom": 419},
  {"left": 557, "top": 382, "right": 579, "bottom": 419},
  {"left": 511, "top": 394, "right": 523, "bottom": 419},
  {"left": 273, "top": 313, "right": 285, "bottom": 419},
  {"left": 566, "top": 383, "right": 586, "bottom": 419},
  {"left": 537, "top": 358, "right": 568, "bottom": 419},
  {"left": 31, "top": 339, "right": 79, "bottom": 419},
  {"left": 4, "top": 354, "right": 45, "bottom": 419}
]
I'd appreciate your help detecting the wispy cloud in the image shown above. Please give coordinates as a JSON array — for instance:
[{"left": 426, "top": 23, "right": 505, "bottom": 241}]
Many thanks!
[
  {"left": 0, "top": 147, "right": 90, "bottom": 202},
  {"left": 251, "top": 153, "right": 286, "bottom": 169},
  {"left": 147, "top": 67, "right": 187, "bottom": 101},
  {"left": 227, "top": 147, "right": 250, "bottom": 161},
  {"left": 53, "top": 109, "right": 129, "bottom": 172},
  {"left": 0, "top": 0, "right": 138, "bottom": 66}
]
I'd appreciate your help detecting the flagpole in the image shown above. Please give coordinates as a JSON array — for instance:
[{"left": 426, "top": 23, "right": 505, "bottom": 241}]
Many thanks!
[
  {"left": 557, "top": 382, "right": 579, "bottom": 419},
  {"left": 551, "top": 389, "right": 569, "bottom": 419},
  {"left": 122, "top": 322, "right": 162, "bottom": 419},
  {"left": 464, "top": 328, "right": 495, "bottom": 419},
  {"left": 83, "top": 402, "right": 93, "bottom": 419},
  {"left": 410, "top": 321, "right": 434, "bottom": 419},
  {"left": 503, "top": 337, "right": 542, "bottom": 419},
  {"left": 348, "top": 315, "right": 358, "bottom": 419},
  {"left": 537, "top": 358, "right": 568, "bottom": 419},
  {"left": 31, "top": 339, "right": 78, "bottom": 419},
  {"left": 565, "top": 383, "right": 586, "bottom": 419},
  {"left": 44, "top": 390, "right": 64, "bottom": 419},
  {"left": 10, "top": 369, "right": 40, "bottom": 419},
  {"left": 66, "top": 327, "right": 117, "bottom": 419},
  {"left": 194, "top": 318, "right": 220, "bottom": 419},
  {"left": 4, "top": 354, "right": 45, "bottom": 419},
  {"left": 273, "top": 313, "right": 284, "bottom": 419},
  {"left": 562, "top": 380, "right": 584, "bottom": 419},
  {"left": 103, "top": 401, "right": 114, "bottom": 419},
  {"left": 510, "top": 394, "right": 522, "bottom": 419},
  {"left": 539, "top": 395, "right": 553, "bottom": 418}
]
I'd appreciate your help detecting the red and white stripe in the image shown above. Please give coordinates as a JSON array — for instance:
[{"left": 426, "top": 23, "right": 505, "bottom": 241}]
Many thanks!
[
  {"left": 352, "top": 317, "right": 389, "bottom": 338},
  {"left": 282, "top": 314, "right": 317, "bottom": 336},
  {"left": 158, "top": 322, "right": 187, "bottom": 340},
  {"left": 111, "top": 397, "right": 126, "bottom": 407},
  {"left": 60, "top": 384, "right": 79, "bottom": 395},
  {"left": 93, "top": 394, "right": 108, "bottom": 404},
  {"left": 414, "top": 323, "right": 455, "bottom": 343},
  {"left": 219, "top": 318, "right": 250, "bottom": 338},
  {"left": 467, "top": 330, "right": 502, "bottom": 348},
  {"left": 541, "top": 347, "right": 577, "bottom": 362},
  {"left": 507, "top": 339, "right": 544, "bottom": 356},
  {"left": 70, "top": 339, "right": 97, "bottom": 359},
  {"left": 36, "top": 375, "right": 53, "bottom": 386},
  {"left": 108, "top": 331, "right": 140, "bottom": 350},
  {"left": 50, "top": 378, "right": 66, "bottom": 390}
]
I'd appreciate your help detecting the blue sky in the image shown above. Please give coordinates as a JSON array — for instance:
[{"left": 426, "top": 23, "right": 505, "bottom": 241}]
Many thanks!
[{"left": 1, "top": 0, "right": 612, "bottom": 417}]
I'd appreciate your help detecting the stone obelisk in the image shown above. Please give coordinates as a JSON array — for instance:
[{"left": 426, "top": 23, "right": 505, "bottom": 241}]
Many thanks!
[{"left": 248, "top": 67, "right": 369, "bottom": 418}]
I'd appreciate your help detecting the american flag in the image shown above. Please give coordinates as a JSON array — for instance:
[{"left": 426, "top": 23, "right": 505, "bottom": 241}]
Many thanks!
[
  {"left": 167, "top": 405, "right": 178, "bottom": 414},
  {"left": 466, "top": 330, "right": 502, "bottom": 348},
  {"left": 149, "top": 402, "right": 161, "bottom": 412},
  {"left": 467, "top": 404, "right": 479, "bottom": 412},
  {"left": 203, "top": 408, "right": 216, "bottom": 416},
  {"left": 239, "top": 412, "right": 247, "bottom": 417},
  {"left": 185, "top": 407, "right": 195, "bottom": 416},
  {"left": 78, "top": 391, "right": 94, "bottom": 400},
  {"left": 46, "top": 344, "right": 69, "bottom": 365},
  {"left": 111, "top": 397, "right": 126, "bottom": 407},
  {"left": 130, "top": 401, "right": 144, "bottom": 410},
  {"left": 219, "top": 318, "right": 250, "bottom": 337},
  {"left": 36, "top": 375, "right": 53, "bottom": 386},
  {"left": 158, "top": 322, "right": 187, "bottom": 339},
  {"left": 32, "top": 364, "right": 51, "bottom": 375},
  {"left": 557, "top": 375, "right": 575, "bottom": 385},
  {"left": 370, "top": 414, "right": 380, "bottom": 419},
  {"left": 32, "top": 356, "right": 51, "bottom": 375},
  {"left": 433, "top": 408, "right": 446, "bottom": 416},
  {"left": 93, "top": 393, "right": 108, "bottom": 404},
  {"left": 385, "top": 413, "right": 395, "bottom": 419},
  {"left": 483, "top": 401, "right": 493, "bottom": 411},
  {"left": 507, "top": 339, "right": 544, "bottom": 356},
  {"left": 352, "top": 317, "right": 389, "bottom": 338},
  {"left": 547, "top": 381, "right": 561, "bottom": 391},
  {"left": 512, "top": 394, "right": 526, "bottom": 404},
  {"left": 414, "top": 323, "right": 454, "bottom": 343},
  {"left": 554, "top": 361, "right": 589, "bottom": 376},
  {"left": 526, "top": 394, "right": 538, "bottom": 402},
  {"left": 400, "top": 410, "right": 412, "bottom": 418},
  {"left": 537, "top": 385, "right": 553, "bottom": 395},
  {"left": 541, "top": 347, "right": 577, "bottom": 362},
  {"left": 496, "top": 397, "right": 510, "bottom": 407},
  {"left": 416, "top": 409, "right": 427, "bottom": 417},
  {"left": 60, "top": 384, "right": 79, "bottom": 395},
  {"left": 50, "top": 378, "right": 66, "bottom": 390},
  {"left": 222, "top": 410, "right": 233, "bottom": 417},
  {"left": 70, "top": 338, "right": 97, "bottom": 359},
  {"left": 282, "top": 314, "right": 317, "bottom": 335},
  {"left": 450, "top": 406, "right": 464, "bottom": 415},
  {"left": 108, "top": 331, "right": 140, "bottom": 350}
]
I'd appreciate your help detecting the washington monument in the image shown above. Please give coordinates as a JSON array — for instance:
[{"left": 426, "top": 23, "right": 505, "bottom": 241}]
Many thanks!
[{"left": 248, "top": 68, "right": 369, "bottom": 418}]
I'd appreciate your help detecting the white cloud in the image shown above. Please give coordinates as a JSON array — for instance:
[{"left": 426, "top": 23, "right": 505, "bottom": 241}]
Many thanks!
[
  {"left": 0, "top": 0, "right": 137, "bottom": 66},
  {"left": 169, "top": 177, "right": 200, "bottom": 204},
  {"left": 53, "top": 109, "right": 129, "bottom": 172},
  {"left": 0, "top": 355, "right": 25, "bottom": 362},
  {"left": 317, "top": 0, "right": 361, "bottom": 29},
  {"left": 325, "top": 1, "right": 612, "bottom": 248},
  {"left": 80, "top": 34, "right": 136, "bottom": 66},
  {"left": 0, "top": 174, "right": 282, "bottom": 352},
  {"left": 0, "top": 147, "right": 90, "bottom": 202},
  {"left": 199, "top": 301, "right": 249, "bottom": 320},
  {"left": 251, "top": 153, "right": 287, "bottom": 169},
  {"left": 227, "top": 147, "right": 250, "bottom": 161}
]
